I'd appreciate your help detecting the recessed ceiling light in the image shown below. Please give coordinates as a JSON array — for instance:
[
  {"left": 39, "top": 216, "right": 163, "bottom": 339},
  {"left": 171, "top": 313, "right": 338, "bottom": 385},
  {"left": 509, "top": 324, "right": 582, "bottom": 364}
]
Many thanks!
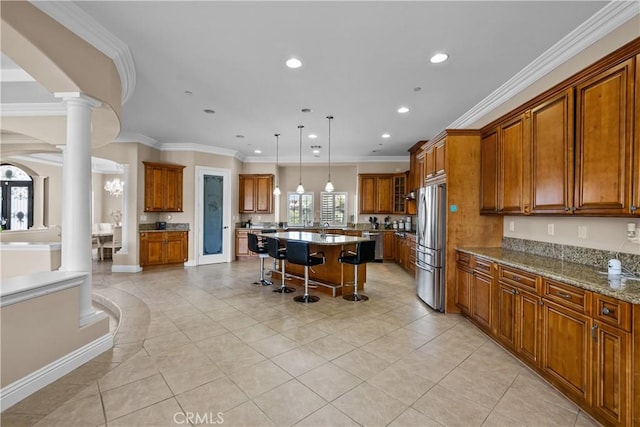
[
  {"left": 430, "top": 53, "right": 449, "bottom": 64},
  {"left": 381, "top": 133, "right": 391, "bottom": 138},
  {"left": 286, "top": 58, "right": 302, "bottom": 69},
  {"left": 308, "top": 134, "right": 318, "bottom": 139},
  {"left": 254, "top": 149, "right": 262, "bottom": 154},
  {"left": 203, "top": 109, "right": 215, "bottom": 114},
  {"left": 397, "top": 107, "right": 410, "bottom": 114}
]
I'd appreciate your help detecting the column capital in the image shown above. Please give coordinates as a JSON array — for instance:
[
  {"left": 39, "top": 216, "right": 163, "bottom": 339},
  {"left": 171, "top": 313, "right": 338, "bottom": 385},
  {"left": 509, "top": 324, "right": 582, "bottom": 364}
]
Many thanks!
[{"left": 54, "top": 92, "right": 102, "bottom": 108}]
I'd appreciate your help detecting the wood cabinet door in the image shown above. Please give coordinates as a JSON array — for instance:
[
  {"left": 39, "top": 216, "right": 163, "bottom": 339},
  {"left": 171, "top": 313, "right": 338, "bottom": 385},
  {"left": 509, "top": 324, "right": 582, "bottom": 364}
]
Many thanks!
[
  {"left": 633, "top": 54, "right": 640, "bottom": 216},
  {"left": 239, "top": 175, "right": 255, "bottom": 213},
  {"left": 393, "top": 174, "right": 406, "bottom": 213},
  {"left": 255, "top": 175, "right": 273, "bottom": 213},
  {"left": 480, "top": 130, "right": 499, "bottom": 214},
  {"left": 144, "top": 165, "right": 165, "bottom": 212},
  {"left": 415, "top": 151, "right": 426, "bottom": 189},
  {"left": 591, "top": 322, "right": 631, "bottom": 426},
  {"left": 165, "top": 167, "right": 183, "bottom": 211},
  {"left": 575, "top": 58, "right": 634, "bottom": 215},
  {"left": 496, "top": 282, "right": 517, "bottom": 350},
  {"left": 376, "top": 176, "right": 394, "bottom": 213},
  {"left": 425, "top": 147, "right": 436, "bottom": 178},
  {"left": 166, "top": 232, "right": 187, "bottom": 264},
  {"left": 455, "top": 265, "right": 472, "bottom": 314},
  {"left": 501, "top": 115, "right": 527, "bottom": 214},
  {"left": 471, "top": 271, "right": 492, "bottom": 331},
  {"left": 530, "top": 90, "right": 575, "bottom": 214},
  {"left": 542, "top": 301, "right": 591, "bottom": 403},
  {"left": 359, "top": 175, "right": 377, "bottom": 213},
  {"left": 235, "top": 231, "right": 250, "bottom": 257},
  {"left": 434, "top": 142, "right": 446, "bottom": 177},
  {"left": 144, "top": 232, "right": 166, "bottom": 266},
  {"left": 383, "top": 231, "right": 395, "bottom": 260},
  {"left": 516, "top": 290, "right": 541, "bottom": 368}
]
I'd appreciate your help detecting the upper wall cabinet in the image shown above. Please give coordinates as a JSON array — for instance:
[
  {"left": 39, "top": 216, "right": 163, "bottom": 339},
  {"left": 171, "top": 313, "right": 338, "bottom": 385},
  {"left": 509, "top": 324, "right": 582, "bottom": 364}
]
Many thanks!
[
  {"left": 359, "top": 174, "right": 394, "bottom": 214},
  {"left": 143, "top": 161, "right": 185, "bottom": 212},
  {"left": 530, "top": 89, "right": 574, "bottom": 214},
  {"left": 480, "top": 39, "right": 640, "bottom": 217},
  {"left": 574, "top": 58, "right": 634, "bottom": 215},
  {"left": 239, "top": 174, "right": 273, "bottom": 214}
]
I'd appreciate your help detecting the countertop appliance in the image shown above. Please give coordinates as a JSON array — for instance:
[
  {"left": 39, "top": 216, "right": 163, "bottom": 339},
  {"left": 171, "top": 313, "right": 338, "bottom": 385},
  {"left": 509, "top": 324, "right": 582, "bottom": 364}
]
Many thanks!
[
  {"left": 362, "top": 230, "right": 384, "bottom": 261},
  {"left": 415, "top": 182, "right": 446, "bottom": 312},
  {"left": 155, "top": 221, "right": 167, "bottom": 230}
]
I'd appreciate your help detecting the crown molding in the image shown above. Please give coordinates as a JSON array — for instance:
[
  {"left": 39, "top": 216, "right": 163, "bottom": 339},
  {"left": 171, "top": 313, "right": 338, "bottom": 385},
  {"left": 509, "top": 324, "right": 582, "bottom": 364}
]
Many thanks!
[
  {"left": 30, "top": 1, "right": 136, "bottom": 105},
  {"left": 0, "top": 102, "right": 66, "bottom": 117},
  {"left": 161, "top": 142, "right": 244, "bottom": 160},
  {"left": 449, "top": 0, "right": 639, "bottom": 129},
  {"left": 113, "top": 132, "right": 162, "bottom": 150},
  {"left": 243, "top": 155, "right": 409, "bottom": 164}
]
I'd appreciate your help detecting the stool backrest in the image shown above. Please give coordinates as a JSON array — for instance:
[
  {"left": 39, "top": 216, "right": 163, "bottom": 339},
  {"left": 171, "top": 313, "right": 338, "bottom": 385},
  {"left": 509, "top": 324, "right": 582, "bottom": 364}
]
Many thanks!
[
  {"left": 286, "top": 240, "right": 309, "bottom": 265},
  {"left": 266, "top": 237, "right": 282, "bottom": 258},
  {"left": 247, "top": 233, "right": 260, "bottom": 252},
  {"left": 357, "top": 240, "right": 377, "bottom": 264}
]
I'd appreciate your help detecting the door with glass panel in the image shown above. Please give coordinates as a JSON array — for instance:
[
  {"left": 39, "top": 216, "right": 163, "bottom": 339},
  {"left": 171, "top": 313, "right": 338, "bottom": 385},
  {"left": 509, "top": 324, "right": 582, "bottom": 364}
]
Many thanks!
[
  {"left": 197, "top": 167, "right": 231, "bottom": 264},
  {"left": 1, "top": 165, "right": 34, "bottom": 230}
]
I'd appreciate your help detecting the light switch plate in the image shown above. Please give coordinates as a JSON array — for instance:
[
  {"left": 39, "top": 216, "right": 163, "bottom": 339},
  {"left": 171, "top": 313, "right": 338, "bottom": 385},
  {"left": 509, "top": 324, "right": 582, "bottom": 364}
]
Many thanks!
[{"left": 547, "top": 224, "right": 554, "bottom": 236}]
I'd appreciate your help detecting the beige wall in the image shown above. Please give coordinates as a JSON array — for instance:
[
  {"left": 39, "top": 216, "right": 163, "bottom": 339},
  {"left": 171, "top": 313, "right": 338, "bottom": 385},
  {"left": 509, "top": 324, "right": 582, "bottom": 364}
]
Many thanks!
[
  {"left": 0, "top": 286, "right": 109, "bottom": 387},
  {"left": 466, "top": 18, "right": 640, "bottom": 256},
  {"left": 0, "top": 245, "right": 61, "bottom": 279}
]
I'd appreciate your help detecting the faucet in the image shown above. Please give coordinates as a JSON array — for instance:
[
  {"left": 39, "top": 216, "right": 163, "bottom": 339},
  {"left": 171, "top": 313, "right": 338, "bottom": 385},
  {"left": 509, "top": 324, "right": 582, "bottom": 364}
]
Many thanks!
[{"left": 320, "top": 222, "right": 329, "bottom": 239}]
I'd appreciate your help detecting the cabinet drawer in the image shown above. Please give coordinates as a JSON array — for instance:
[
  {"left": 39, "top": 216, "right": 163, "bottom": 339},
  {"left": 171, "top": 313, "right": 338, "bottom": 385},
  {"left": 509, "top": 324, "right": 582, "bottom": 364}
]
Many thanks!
[
  {"left": 473, "top": 257, "right": 492, "bottom": 275},
  {"left": 456, "top": 251, "right": 472, "bottom": 268},
  {"left": 543, "top": 279, "right": 591, "bottom": 315},
  {"left": 592, "top": 294, "right": 631, "bottom": 332},
  {"left": 498, "top": 266, "right": 539, "bottom": 292}
]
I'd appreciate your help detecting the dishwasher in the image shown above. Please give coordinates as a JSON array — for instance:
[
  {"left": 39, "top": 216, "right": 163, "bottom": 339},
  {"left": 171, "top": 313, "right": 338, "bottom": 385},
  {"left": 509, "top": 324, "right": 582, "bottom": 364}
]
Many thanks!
[{"left": 362, "top": 231, "right": 383, "bottom": 261}]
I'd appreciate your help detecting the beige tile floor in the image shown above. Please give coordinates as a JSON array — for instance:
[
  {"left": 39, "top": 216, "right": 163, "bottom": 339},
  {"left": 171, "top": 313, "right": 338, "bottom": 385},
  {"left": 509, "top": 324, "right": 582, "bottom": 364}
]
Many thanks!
[{"left": 1, "top": 258, "right": 601, "bottom": 427}]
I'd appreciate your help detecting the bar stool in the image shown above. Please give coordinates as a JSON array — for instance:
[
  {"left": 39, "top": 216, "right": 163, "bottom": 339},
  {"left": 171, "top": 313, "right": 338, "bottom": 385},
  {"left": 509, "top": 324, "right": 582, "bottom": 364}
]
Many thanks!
[
  {"left": 286, "top": 240, "right": 325, "bottom": 303},
  {"left": 339, "top": 240, "right": 376, "bottom": 301},
  {"left": 248, "top": 233, "right": 271, "bottom": 286},
  {"left": 266, "top": 237, "right": 296, "bottom": 293}
]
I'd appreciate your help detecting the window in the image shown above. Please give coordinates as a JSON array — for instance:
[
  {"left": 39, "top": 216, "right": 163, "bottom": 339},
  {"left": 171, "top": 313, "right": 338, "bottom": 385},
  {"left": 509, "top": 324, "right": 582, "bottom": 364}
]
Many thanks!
[
  {"left": 320, "top": 192, "right": 347, "bottom": 226},
  {"left": 287, "top": 192, "right": 313, "bottom": 226},
  {"left": 0, "top": 164, "right": 34, "bottom": 230}
]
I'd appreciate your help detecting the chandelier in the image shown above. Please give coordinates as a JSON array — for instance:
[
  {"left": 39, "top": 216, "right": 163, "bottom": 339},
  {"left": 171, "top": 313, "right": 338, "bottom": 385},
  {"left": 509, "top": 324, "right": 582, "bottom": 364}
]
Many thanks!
[{"left": 104, "top": 177, "right": 124, "bottom": 197}]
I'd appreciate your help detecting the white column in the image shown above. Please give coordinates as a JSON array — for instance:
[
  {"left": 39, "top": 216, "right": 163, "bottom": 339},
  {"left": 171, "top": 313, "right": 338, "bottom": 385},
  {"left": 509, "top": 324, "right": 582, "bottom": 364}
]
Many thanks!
[
  {"left": 32, "top": 175, "right": 47, "bottom": 229},
  {"left": 55, "top": 92, "right": 102, "bottom": 326}
]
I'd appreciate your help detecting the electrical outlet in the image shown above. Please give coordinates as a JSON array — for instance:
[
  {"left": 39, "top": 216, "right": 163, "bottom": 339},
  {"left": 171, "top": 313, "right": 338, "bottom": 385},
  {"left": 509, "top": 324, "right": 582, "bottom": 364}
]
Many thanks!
[
  {"left": 509, "top": 221, "right": 515, "bottom": 232},
  {"left": 578, "top": 226, "right": 588, "bottom": 239},
  {"left": 140, "top": 214, "right": 147, "bottom": 221},
  {"left": 547, "top": 224, "right": 554, "bottom": 236}
]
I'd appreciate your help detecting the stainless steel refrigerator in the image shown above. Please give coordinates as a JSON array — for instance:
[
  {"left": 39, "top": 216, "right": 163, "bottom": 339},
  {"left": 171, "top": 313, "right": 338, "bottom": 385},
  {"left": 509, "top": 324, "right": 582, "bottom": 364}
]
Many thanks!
[{"left": 415, "top": 183, "right": 446, "bottom": 312}]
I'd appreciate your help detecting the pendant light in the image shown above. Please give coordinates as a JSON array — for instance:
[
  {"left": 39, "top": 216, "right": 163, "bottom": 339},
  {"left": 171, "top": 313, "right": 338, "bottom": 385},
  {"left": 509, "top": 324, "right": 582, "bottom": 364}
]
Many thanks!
[
  {"left": 273, "top": 133, "right": 281, "bottom": 196},
  {"left": 325, "top": 115, "right": 334, "bottom": 192},
  {"left": 296, "top": 125, "right": 305, "bottom": 194}
]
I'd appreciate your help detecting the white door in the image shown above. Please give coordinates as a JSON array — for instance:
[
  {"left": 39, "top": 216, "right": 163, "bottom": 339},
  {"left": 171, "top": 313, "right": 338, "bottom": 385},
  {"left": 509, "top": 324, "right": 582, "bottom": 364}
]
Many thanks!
[{"left": 196, "top": 167, "right": 231, "bottom": 264}]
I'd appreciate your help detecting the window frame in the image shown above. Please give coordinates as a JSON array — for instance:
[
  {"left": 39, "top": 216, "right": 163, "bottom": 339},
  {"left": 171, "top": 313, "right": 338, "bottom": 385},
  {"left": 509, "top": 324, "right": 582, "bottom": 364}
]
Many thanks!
[
  {"left": 320, "top": 191, "right": 348, "bottom": 227},
  {"left": 286, "top": 192, "right": 314, "bottom": 226}
]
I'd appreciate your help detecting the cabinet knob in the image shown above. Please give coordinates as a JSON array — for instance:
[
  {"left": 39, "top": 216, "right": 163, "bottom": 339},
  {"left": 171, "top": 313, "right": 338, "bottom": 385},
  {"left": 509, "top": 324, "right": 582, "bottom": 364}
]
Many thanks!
[
  {"left": 601, "top": 307, "right": 612, "bottom": 315},
  {"left": 591, "top": 323, "right": 599, "bottom": 341},
  {"left": 631, "top": 205, "right": 637, "bottom": 213},
  {"left": 564, "top": 207, "right": 570, "bottom": 212},
  {"left": 556, "top": 291, "right": 572, "bottom": 300}
]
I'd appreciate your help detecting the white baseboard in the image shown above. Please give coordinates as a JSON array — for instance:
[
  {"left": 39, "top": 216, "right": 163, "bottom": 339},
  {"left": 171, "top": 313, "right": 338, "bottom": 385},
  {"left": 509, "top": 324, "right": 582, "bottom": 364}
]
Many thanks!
[
  {"left": 111, "top": 264, "right": 142, "bottom": 273},
  {"left": 0, "top": 332, "right": 114, "bottom": 412},
  {"left": 184, "top": 260, "right": 197, "bottom": 267}
]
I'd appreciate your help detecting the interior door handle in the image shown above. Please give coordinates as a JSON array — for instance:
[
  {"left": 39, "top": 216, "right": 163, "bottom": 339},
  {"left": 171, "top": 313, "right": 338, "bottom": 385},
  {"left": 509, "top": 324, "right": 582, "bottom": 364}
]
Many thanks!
[{"left": 223, "top": 226, "right": 229, "bottom": 229}]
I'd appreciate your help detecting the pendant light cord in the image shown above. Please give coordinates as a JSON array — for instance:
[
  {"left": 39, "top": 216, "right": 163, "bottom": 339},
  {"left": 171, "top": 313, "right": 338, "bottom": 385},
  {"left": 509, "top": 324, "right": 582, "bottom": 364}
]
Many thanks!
[
  {"left": 327, "top": 115, "right": 333, "bottom": 181},
  {"left": 298, "top": 125, "right": 304, "bottom": 185}
]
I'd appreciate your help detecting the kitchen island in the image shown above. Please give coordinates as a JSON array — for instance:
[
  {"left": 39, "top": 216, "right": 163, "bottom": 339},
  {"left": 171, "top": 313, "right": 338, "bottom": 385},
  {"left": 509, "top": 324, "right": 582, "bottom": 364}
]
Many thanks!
[{"left": 258, "top": 231, "right": 371, "bottom": 297}]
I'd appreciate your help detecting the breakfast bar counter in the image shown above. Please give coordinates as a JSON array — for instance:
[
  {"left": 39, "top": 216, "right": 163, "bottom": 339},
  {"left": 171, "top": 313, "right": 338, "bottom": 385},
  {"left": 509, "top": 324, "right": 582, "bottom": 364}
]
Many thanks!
[{"left": 258, "top": 231, "right": 371, "bottom": 297}]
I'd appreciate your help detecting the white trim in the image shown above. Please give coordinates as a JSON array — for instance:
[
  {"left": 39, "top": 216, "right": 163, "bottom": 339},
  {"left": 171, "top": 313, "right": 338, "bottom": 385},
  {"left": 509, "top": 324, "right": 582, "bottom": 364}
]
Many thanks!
[
  {"left": 111, "top": 264, "right": 142, "bottom": 273},
  {"left": 243, "top": 155, "right": 409, "bottom": 164},
  {"left": 30, "top": 1, "right": 136, "bottom": 104},
  {"left": 0, "top": 242, "right": 61, "bottom": 251},
  {"left": 0, "top": 271, "right": 87, "bottom": 308},
  {"left": 162, "top": 142, "right": 243, "bottom": 160},
  {"left": 0, "top": 102, "right": 66, "bottom": 117},
  {"left": 184, "top": 260, "right": 197, "bottom": 267},
  {"left": 449, "top": 0, "right": 639, "bottom": 129},
  {"left": 1, "top": 68, "right": 35, "bottom": 82},
  {"left": 113, "top": 131, "right": 162, "bottom": 149},
  {"left": 0, "top": 333, "right": 113, "bottom": 412}
]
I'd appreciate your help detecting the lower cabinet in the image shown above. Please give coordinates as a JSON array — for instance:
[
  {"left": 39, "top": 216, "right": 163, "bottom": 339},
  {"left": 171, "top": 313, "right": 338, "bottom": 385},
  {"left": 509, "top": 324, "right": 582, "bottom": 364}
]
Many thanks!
[
  {"left": 455, "top": 250, "right": 634, "bottom": 426},
  {"left": 235, "top": 229, "right": 251, "bottom": 258},
  {"left": 140, "top": 231, "right": 188, "bottom": 266}
]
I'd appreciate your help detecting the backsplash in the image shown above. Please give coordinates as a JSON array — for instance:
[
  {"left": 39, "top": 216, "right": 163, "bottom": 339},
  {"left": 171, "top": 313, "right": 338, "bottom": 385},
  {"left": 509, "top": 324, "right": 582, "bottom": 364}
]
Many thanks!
[{"left": 502, "top": 237, "right": 640, "bottom": 274}]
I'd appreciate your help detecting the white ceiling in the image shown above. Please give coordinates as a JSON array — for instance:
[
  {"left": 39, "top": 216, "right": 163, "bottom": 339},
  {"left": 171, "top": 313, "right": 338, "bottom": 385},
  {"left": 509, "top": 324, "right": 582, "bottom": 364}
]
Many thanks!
[{"left": 1, "top": 1, "right": 618, "bottom": 163}]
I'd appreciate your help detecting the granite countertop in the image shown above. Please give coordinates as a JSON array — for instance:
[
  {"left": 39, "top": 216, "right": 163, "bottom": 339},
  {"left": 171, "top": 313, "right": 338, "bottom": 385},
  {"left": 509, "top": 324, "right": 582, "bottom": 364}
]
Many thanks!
[
  {"left": 458, "top": 247, "right": 640, "bottom": 304},
  {"left": 256, "top": 231, "right": 370, "bottom": 245},
  {"left": 139, "top": 223, "right": 190, "bottom": 232}
]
